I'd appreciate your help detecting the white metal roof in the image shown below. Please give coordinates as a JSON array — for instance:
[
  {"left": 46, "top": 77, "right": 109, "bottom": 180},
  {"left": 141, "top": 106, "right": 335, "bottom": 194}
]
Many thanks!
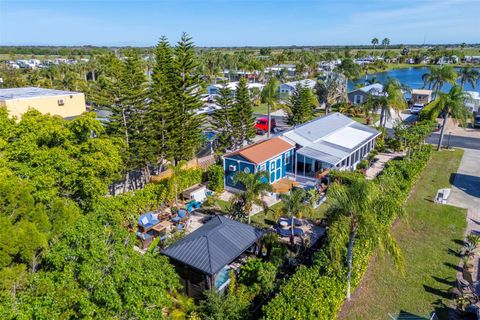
[
  {"left": 282, "top": 79, "right": 317, "bottom": 90},
  {"left": 0, "top": 87, "right": 82, "bottom": 101},
  {"left": 280, "top": 113, "right": 380, "bottom": 165},
  {"left": 323, "top": 126, "right": 373, "bottom": 149}
]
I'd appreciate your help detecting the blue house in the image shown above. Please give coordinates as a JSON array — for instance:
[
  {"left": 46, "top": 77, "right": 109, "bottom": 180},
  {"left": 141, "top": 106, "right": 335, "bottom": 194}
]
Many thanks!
[{"left": 223, "top": 137, "right": 295, "bottom": 191}]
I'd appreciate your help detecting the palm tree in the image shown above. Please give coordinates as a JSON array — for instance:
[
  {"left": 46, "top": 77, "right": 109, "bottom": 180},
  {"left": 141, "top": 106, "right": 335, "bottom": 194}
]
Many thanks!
[
  {"left": 315, "top": 73, "right": 348, "bottom": 114},
  {"left": 168, "top": 160, "right": 187, "bottom": 208},
  {"left": 232, "top": 171, "right": 273, "bottom": 224},
  {"left": 362, "top": 63, "right": 377, "bottom": 80},
  {"left": 327, "top": 173, "right": 404, "bottom": 301},
  {"left": 365, "top": 78, "right": 406, "bottom": 128},
  {"left": 430, "top": 85, "right": 469, "bottom": 150},
  {"left": 280, "top": 188, "right": 311, "bottom": 245},
  {"left": 422, "top": 65, "right": 458, "bottom": 98},
  {"left": 365, "top": 76, "right": 379, "bottom": 85},
  {"left": 383, "top": 78, "right": 407, "bottom": 127},
  {"left": 458, "top": 67, "right": 480, "bottom": 89},
  {"left": 371, "top": 38, "right": 379, "bottom": 56},
  {"left": 261, "top": 78, "right": 280, "bottom": 138},
  {"left": 381, "top": 38, "right": 390, "bottom": 55}
]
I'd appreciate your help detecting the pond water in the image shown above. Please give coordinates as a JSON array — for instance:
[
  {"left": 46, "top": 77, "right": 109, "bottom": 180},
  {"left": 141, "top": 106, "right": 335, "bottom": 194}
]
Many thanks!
[{"left": 348, "top": 67, "right": 480, "bottom": 93}]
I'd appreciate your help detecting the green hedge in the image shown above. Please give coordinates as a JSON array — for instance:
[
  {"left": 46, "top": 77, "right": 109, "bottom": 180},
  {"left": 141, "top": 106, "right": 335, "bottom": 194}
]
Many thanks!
[
  {"left": 206, "top": 165, "right": 224, "bottom": 193},
  {"left": 94, "top": 168, "right": 203, "bottom": 226},
  {"left": 262, "top": 147, "right": 432, "bottom": 320}
]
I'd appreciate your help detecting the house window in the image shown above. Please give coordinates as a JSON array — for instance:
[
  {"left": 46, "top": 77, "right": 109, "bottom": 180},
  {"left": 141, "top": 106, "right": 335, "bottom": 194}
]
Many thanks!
[
  {"left": 244, "top": 167, "right": 251, "bottom": 174},
  {"left": 270, "top": 161, "right": 275, "bottom": 171},
  {"left": 259, "top": 163, "right": 266, "bottom": 171},
  {"left": 285, "top": 152, "right": 290, "bottom": 165}
]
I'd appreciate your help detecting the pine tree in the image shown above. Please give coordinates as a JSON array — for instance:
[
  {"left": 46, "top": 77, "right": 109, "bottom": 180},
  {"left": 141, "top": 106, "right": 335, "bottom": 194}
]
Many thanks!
[
  {"left": 100, "top": 49, "right": 147, "bottom": 192},
  {"left": 168, "top": 33, "right": 205, "bottom": 164},
  {"left": 148, "top": 37, "right": 175, "bottom": 168},
  {"left": 212, "top": 81, "right": 234, "bottom": 151},
  {"left": 286, "top": 83, "right": 315, "bottom": 126},
  {"left": 232, "top": 78, "right": 256, "bottom": 148}
]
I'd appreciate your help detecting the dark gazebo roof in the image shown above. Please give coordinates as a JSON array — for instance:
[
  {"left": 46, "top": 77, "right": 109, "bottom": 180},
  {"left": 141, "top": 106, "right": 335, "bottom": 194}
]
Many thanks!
[{"left": 161, "top": 216, "right": 264, "bottom": 276}]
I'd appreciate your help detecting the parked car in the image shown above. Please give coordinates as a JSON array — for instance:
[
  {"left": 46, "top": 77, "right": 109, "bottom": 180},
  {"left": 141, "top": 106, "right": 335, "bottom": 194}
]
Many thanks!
[
  {"left": 474, "top": 114, "right": 480, "bottom": 129},
  {"left": 410, "top": 103, "right": 425, "bottom": 115},
  {"left": 255, "top": 117, "right": 276, "bottom": 134}
]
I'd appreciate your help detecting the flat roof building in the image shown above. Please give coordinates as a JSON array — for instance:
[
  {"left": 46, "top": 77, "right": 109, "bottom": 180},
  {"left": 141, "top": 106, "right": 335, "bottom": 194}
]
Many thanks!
[{"left": 0, "top": 87, "right": 86, "bottom": 119}]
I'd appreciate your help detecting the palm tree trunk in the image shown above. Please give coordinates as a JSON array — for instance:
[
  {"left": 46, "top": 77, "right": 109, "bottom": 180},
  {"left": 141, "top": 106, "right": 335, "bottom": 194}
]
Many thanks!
[
  {"left": 437, "top": 113, "right": 448, "bottom": 151},
  {"left": 346, "top": 229, "right": 356, "bottom": 301},
  {"left": 379, "top": 108, "right": 385, "bottom": 128}
]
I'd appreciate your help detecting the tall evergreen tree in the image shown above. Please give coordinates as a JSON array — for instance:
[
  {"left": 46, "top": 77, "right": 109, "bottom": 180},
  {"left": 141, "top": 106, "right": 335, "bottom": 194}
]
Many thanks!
[
  {"left": 148, "top": 37, "right": 175, "bottom": 168},
  {"left": 287, "top": 84, "right": 315, "bottom": 126},
  {"left": 232, "top": 78, "right": 256, "bottom": 148},
  {"left": 95, "top": 50, "right": 147, "bottom": 192},
  {"left": 168, "top": 33, "right": 205, "bottom": 164},
  {"left": 212, "top": 82, "right": 234, "bottom": 151}
]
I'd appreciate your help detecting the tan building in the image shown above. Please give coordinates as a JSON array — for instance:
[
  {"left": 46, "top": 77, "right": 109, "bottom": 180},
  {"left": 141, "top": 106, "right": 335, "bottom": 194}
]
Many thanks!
[
  {"left": 411, "top": 89, "right": 433, "bottom": 105},
  {"left": 0, "top": 87, "right": 86, "bottom": 119}
]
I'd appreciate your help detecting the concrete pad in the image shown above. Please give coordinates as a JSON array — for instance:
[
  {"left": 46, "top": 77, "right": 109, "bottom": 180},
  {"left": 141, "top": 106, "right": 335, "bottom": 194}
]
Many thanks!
[{"left": 448, "top": 148, "right": 480, "bottom": 210}]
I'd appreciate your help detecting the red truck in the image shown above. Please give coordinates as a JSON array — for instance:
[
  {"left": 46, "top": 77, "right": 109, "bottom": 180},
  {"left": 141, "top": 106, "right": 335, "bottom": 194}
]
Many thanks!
[{"left": 255, "top": 117, "right": 276, "bottom": 135}]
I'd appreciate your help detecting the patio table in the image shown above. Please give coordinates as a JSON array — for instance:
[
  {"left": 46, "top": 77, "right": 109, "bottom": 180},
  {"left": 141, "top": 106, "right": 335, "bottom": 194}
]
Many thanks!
[{"left": 159, "top": 220, "right": 173, "bottom": 231}]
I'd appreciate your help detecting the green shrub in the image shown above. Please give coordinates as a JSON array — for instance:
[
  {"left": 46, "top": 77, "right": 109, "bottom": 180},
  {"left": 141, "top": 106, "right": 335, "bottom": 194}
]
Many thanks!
[
  {"left": 262, "top": 146, "right": 433, "bottom": 320},
  {"left": 206, "top": 165, "right": 224, "bottom": 192},
  {"left": 238, "top": 258, "right": 277, "bottom": 295},
  {"left": 356, "top": 159, "right": 369, "bottom": 170}
]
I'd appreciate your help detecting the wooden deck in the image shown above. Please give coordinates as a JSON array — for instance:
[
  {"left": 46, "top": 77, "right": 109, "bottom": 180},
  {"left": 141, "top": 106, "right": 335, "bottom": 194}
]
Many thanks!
[{"left": 272, "top": 178, "right": 299, "bottom": 194}]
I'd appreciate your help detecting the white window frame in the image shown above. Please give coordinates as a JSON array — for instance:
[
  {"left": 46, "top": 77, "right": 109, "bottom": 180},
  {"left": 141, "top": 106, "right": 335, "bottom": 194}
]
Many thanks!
[{"left": 285, "top": 152, "right": 290, "bottom": 165}]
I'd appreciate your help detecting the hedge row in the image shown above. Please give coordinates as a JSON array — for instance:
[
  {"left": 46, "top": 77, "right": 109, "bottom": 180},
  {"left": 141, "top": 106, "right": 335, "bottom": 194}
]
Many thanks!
[
  {"left": 262, "top": 146, "right": 432, "bottom": 320},
  {"left": 93, "top": 168, "right": 204, "bottom": 226}
]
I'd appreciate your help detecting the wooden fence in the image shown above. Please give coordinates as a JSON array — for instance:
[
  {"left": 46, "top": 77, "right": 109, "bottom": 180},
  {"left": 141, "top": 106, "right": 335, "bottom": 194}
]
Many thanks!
[{"left": 150, "top": 155, "right": 216, "bottom": 183}]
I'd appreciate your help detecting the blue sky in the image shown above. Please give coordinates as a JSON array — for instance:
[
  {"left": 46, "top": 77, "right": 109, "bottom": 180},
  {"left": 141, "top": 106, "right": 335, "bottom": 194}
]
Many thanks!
[{"left": 1, "top": 0, "right": 479, "bottom": 46}]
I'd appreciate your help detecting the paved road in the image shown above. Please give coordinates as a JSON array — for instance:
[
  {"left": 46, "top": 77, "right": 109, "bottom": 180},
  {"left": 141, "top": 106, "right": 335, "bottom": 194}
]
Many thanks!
[
  {"left": 448, "top": 148, "right": 480, "bottom": 210},
  {"left": 385, "top": 128, "right": 480, "bottom": 150},
  {"left": 426, "top": 134, "right": 480, "bottom": 150}
]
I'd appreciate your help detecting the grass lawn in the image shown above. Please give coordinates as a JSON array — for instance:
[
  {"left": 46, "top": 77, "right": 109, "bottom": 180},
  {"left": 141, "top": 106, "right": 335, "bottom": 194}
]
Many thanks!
[{"left": 341, "top": 149, "right": 467, "bottom": 320}]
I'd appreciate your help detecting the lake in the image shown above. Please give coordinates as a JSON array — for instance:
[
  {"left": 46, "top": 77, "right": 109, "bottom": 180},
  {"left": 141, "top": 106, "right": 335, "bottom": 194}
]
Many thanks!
[{"left": 348, "top": 67, "right": 480, "bottom": 93}]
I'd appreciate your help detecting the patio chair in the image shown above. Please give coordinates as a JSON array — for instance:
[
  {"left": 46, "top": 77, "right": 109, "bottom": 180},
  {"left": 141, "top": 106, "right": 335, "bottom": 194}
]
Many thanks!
[
  {"left": 136, "top": 230, "right": 154, "bottom": 249},
  {"left": 172, "top": 209, "right": 187, "bottom": 224},
  {"left": 138, "top": 212, "right": 160, "bottom": 230}
]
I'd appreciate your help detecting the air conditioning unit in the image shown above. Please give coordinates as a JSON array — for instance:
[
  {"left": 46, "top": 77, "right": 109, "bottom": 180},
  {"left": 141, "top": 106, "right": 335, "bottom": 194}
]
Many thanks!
[
  {"left": 228, "top": 165, "right": 237, "bottom": 171},
  {"left": 57, "top": 99, "right": 65, "bottom": 106}
]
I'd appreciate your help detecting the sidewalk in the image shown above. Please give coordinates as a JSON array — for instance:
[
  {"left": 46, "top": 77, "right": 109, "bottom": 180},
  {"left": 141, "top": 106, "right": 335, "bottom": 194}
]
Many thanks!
[{"left": 448, "top": 148, "right": 480, "bottom": 210}]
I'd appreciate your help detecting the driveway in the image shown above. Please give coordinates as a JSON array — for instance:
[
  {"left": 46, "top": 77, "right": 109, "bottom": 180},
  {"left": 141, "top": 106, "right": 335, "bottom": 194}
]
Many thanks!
[{"left": 448, "top": 148, "right": 480, "bottom": 210}]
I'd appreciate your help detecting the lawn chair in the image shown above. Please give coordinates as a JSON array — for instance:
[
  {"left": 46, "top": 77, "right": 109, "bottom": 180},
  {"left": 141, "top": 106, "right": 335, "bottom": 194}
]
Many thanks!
[
  {"left": 172, "top": 209, "right": 187, "bottom": 224},
  {"left": 138, "top": 212, "right": 160, "bottom": 232}
]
